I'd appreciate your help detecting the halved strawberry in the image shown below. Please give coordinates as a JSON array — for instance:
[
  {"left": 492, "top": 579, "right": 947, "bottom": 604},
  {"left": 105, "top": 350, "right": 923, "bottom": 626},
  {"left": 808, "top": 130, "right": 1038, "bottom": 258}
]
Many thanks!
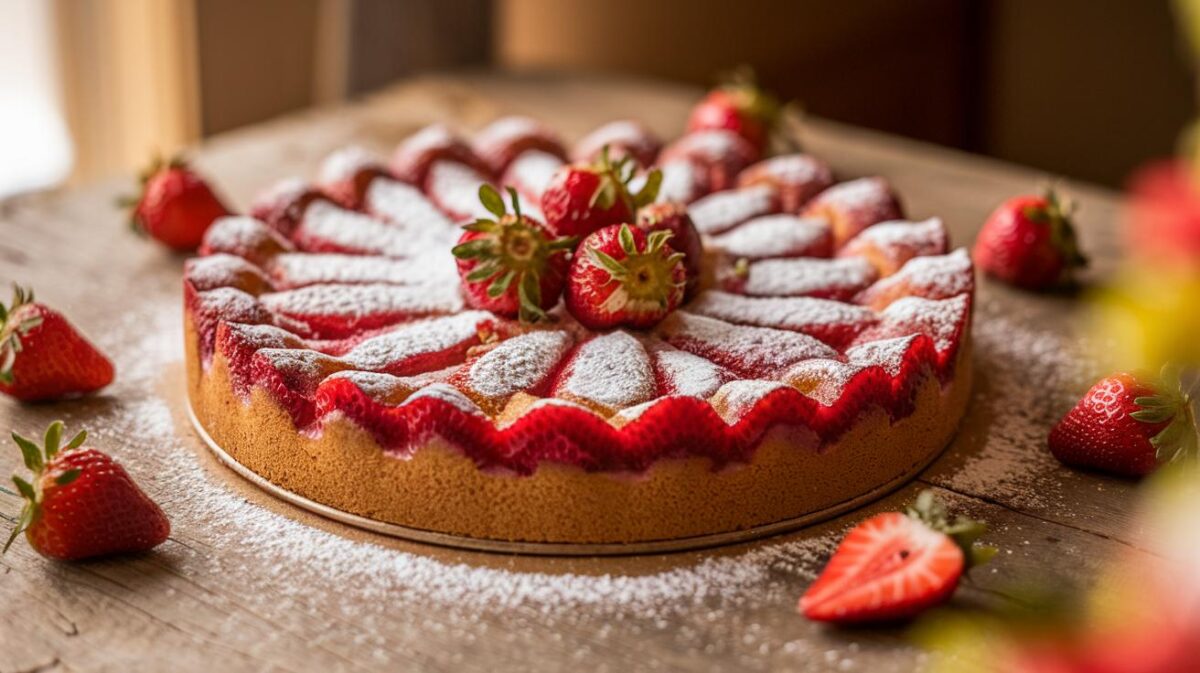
[
  {"left": 122, "top": 156, "right": 231, "bottom": 251},
  {"left": 564, "top": 224, "right": 686, "bottom": 330},
  {"left": 634, "top": 202, "right": 704, "bottom": 299},
  {"left": 0, "top": 286, "right": 114, "bottom": 402},
  {"left": 686, "top": 70, "right": 780, "bottom": 155},
  {"left": 5, "top": 421, "right": 170, "bottom": 561},
  {"left": 1048, "top": 366, "right": 1199, "bottom": 477},
  {"left": 800, "top": 490, "right": 996, "bottom": 624},
  {"left": 540, "top": 148, "right": 662, "bottom": 238},
  {"left": 453, "top": 185, "right": 576, "bottom": 322}
]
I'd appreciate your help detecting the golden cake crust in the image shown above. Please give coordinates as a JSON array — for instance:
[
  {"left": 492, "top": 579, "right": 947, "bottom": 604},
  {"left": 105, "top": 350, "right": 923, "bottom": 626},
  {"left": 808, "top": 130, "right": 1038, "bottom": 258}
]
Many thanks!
[{"left": 186, "top": 315, "right": 972, "bottom": 544}]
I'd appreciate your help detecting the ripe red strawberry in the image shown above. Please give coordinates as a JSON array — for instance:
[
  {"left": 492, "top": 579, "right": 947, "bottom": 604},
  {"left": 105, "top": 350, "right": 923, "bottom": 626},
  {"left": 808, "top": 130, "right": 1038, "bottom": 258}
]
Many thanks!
[
  {"left": 0, "top": 286, "right": 114, "bottom": 402},
  {"left": 635, "top": 202, "right": 704, "bottom": 299},
  {"left": 974, "top": 189, "right": 1088, "bottom": 289},
  {"left": 1048, "top": 368, "right": 1198, "bottom": 477},
  {"left": 686, "top": 70, "right": 781, "bottom": 154},
  {"left": 540, "top": 148, "right": 662, "bottom": 238},
  {"left": 565, "top": 223, "right": 687, "bottom": 330},
  {"left": 5, "top": 422, "right": 170, "bottom": 561},
  {"left": 123, "top": 156, "right": 231, "bottom": 251},
  {"left": 453, "top": 185, "right": 576, "bottom": 322},
  {"left": 800, "top": 490, "right": 996, "bottom": 624},
  {"left": 1127, "top": 160, "right": 1200, "bottom": 267}
]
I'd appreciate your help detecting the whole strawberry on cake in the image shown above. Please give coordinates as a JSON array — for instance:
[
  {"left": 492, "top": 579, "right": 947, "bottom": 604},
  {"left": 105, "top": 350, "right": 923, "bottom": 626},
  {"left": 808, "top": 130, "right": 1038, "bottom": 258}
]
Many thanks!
[{"left": 183, "top": 89, "right": 976, "bottom": 546}]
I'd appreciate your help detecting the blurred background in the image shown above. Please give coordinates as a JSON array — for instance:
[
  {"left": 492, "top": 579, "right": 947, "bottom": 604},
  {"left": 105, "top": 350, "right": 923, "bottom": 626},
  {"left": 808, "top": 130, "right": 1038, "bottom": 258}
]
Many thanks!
[{"left": 1, "top": 0, "right": 1194, "bottom": 199}]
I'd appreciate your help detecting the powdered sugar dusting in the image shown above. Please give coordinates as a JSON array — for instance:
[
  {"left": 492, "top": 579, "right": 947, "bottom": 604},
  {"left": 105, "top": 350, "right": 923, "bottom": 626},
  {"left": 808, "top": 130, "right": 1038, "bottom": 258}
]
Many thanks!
[
  {"left": 556, "top": 331, "right": 657, "bottom": 409},
  {"left": 260, "top": 282, "right": 464, "bottom": 320},
  {"left": 689, "top": 291, "right": 876, "bottom": 333},
  {"left": 688, "top": 185, "right": 778, "bottom": 235},
  {"left": 657, "top": 311, "right": 837, "bottom": 377},
  {"left": 845, "top": 336, "right": 917, "bottom": 376},
  {"left": 711, "top": 380, "right": 790, "bottom": 423},
  {"left": 740, "top": 257, "right": 877, "bottom": 298},
  {"left": 711, "top": 214, "right": 831, "bottom": 260},
  {"left": 501, "top": 150, "right": 564, "bottom": 201},
  {"left": 648, "top": 158, "right": 706, "bottom": 204},
  {"left": 653, "top": 347, "right": 726, "bottom": 398},
  {"left": 425, "top": 160, "right": 494, "bottom": 221},
  {"left": 317, "top": 145, "right": 384, "bottom": 185},
  {"left": 782, "top": 359, "right": 865, "bottom": 406},
  {"left": 342, "top": 311, "right": 487, "bottom": 371},
  {"left": 365, "top": 178, "right": 455, "bottom": 230},
  {"left": 467, "top": 330, "right": 574, "bottom": 399},
  {"left": 267, "top": 252, "right": 457, "bottom": 289},
  {"left": 295, "top": 200, "right": 454, "bottom": 257}
]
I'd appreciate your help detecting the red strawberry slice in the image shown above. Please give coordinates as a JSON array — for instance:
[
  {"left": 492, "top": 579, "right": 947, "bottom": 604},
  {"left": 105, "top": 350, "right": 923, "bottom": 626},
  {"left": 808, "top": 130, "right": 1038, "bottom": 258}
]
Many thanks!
[
  {"left": 736, "top": 154, "right": 834, "bottom": 213},
  {"left": 248, "top": 177, "right": 334, "bottom": 238},
  {"left": 215, "top": 321, "right": 307, "bottom": 395},
  {"left": 390, "top": 124, "right": 490, "bottom": 186},
  {"left": 265, "top": 253, "right": 458, "bottom": 291},
  {"left": 687, "top": 184, "right": 781, "bottom": 236},
  {"left": 250, "top": 348, "right": 348, "bottom": 426},
  {"left": 199, "top": 216, "right": 295, "bottom": 266},
  {"left": 783, "top": 360, "right": 894, "bottom": 439},
  {"left": 687, "top": 291, "right": 877, "bottom": 350},
  {"left": 973, "top": 189, "right": 1087, "bottom": 290},
  {"left": 852, "top": 294, "right": 971, "bottom": 368},
  {"left": 1048, "top": 367, "right": 1199, "bottom": 477},
  {"left": 616, "top": 395, "right": 733, "bottom": 469},
  {"left": 452, "top": 329, "right": 574, "bottom": 411},
  {"left": 316, "top": 146, "right": 389, "bottom": 210},
  {"left": 452, "top": 185, "right": 575, "bottom": 322},
  {"left": 337, "top": 311, "right": 490, "bottom": 376},
  {"left": 292, "top": 200, "right": 456, "bottom": 258},
  {"left": 564, "top": 224, "right": 687, "bottom": 330},
  {"left": 659, "top": 129, "right": 759, "bottom": 191},
  {"left": 649, "top": 344, "right": 731, "bottom": 399},
  {"left": 124, "top": 156, "right": 231, "bottom": 251},
  {"left": 501, "top": 399, "right": 626, "bottom": 473},
  {"left": 572, "top": 120, "right": 663, "bottom": 167},
  {"left": 804, "top": 177, "right": 904, "bottom": 247},
  {"left": 710, "top": 214, "right": 832, "bottom": 260},
  {"left": 0, "top": 287, "right": 114, "bottom": 402},
  {"left": 259, "top": 282, "right": 465, "bottom": 339},
  {"left": 540, "top": 148, "right": 661, "bottom": 239},
  {"left": 721, "top": 256, "right": 878, "bottom": 301},
  {"left": 800, "top": 491, "right": 995, "bottom": 624},
  {"left": 6, "top": 422, "right": 170, "bottom": 561},
  {"left": 855, "top": 249, "right": 975, "bottom": 311},
  {"left": 184, "top": 254, "right": 271, "bottom": 294},
  {"left": 424, "top": 160, "right": 498, "bottom": 222},
  {"left": 655, "top": 311, "right": 836, "bottom": 378},
  {"left": 473, "top": 116, "right": 567, "bottom": 176},
  {"left": 634, "top": 201, "right": 704, "bottom": 299},
  {"left": 839, "top": 217, "right": 949, "bottom": 276},
  {"left": 361, "top": 176, "right": 455, "bottom": 230},
  {"left": 551, "top": 331, "right": 658, "bottom": 412}
]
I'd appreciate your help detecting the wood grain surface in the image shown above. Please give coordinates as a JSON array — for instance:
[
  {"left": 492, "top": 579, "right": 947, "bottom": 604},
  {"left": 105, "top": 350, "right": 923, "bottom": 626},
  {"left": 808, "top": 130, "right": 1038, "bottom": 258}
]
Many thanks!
[{"left": 0, "top": 73, "right": 1149, "bottom": 673}]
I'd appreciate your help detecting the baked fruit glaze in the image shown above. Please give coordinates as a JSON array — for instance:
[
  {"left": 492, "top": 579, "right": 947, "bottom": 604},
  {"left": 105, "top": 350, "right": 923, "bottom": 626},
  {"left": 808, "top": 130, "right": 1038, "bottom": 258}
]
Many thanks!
[{"left": 184, "top": 115, "right": 975, "bottom": 545}]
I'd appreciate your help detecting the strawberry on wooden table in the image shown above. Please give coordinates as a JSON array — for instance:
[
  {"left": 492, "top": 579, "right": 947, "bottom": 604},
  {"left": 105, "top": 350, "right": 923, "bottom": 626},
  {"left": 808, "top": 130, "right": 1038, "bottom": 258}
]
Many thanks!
[
  {"left": 800, "top": 490, "right": 996, "bottom": 624},
  {"left": 973, "top": 189, "right": 1088, "bottom": 290},
  {"left": 1048, "top": 367, "right": 1198, "bottom": 477},
  {"left": 540, "top": 147, "right": 662, "bottom": 239},
  {"left": 452, "top": 185, "right": 576, "bottom": 322},
  {"left": 0, "top": 286, "right": 114, "bottom": 402},
  {"left": 686, "top": 69, "right": 781, "bottom": 155},
  {"left": 565, "top": 223, "right": 687, "bottom": 330},
  {"left": 123, "top": 156, "right": 231, "bottom": 251},
  {"left": 5, "top": 421, "right": 170, "bottom": 561}
]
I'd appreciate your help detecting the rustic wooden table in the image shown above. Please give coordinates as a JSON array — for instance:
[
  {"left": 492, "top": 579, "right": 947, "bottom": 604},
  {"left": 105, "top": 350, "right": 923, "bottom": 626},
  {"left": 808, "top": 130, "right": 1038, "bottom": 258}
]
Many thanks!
[{"left": 0, "top": 73, "right": 1152, "bottom": 673}]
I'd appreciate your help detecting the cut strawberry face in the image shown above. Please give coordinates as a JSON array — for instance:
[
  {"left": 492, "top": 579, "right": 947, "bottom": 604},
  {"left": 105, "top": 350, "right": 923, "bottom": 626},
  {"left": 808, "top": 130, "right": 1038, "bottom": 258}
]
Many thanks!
[
  {"left": 804, "top": 177, "right": 904, "bottom": 247},
  {"left": 453, "top": 185, "right": 575, "bottom": 322},
  {"left": 564, "top": 224, "right": 687, "bottom": 330},
  {"left": 473, "top": 116, "right": 567, "bottom": 176},
  {"left": 656, "top": 311, "right": 836, "bottom": 378},
  {"left": 200, "top": 216, "right": 295, "bottom": 267},
  {"left": 800, "top": 491, "right": 995, "bottom": 624},
  {"left": 540, "top": 148, "right": 662, "bottom": 239},
  {"left": 572, "top": 120, "right": 663, "bottom": 167},
  {"left": 337, "top": 311, "right": 488, "bottom": 376},
  {"left": 855, "top": 249, "right": 975, "bottom": 311},
  {"left": 687, "top": 291, "right": 877, "bottom": 350},
  {"left": 390, "top": 123, "right": 489, "bottom": 185},
  {"left": 721, "top": 257, "right": 878, "bottom": 301},
  {"left": 660, "top": 129, "right": 759, "bottom": 191},
  {"left": 1048, "top": 367, "right": 1199, "bottom": 477},
  {"left": 736, "top": 154, "right": 834, "bottom": 213},
  {"left": 688, "top": 184, "right": 781, "bottom": 236},
  {"left": 710, "top": 214, "right": 833, "bottom": 260},
  {"left": 839, "top": 217, "right": 949, "bottom": 276}
]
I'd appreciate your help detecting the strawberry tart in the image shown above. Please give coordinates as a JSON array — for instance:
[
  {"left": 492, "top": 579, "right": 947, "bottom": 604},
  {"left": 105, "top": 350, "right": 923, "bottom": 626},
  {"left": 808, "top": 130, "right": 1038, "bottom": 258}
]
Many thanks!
[{"left": 184, "top": 86, "right": 974, "bottom": 548}]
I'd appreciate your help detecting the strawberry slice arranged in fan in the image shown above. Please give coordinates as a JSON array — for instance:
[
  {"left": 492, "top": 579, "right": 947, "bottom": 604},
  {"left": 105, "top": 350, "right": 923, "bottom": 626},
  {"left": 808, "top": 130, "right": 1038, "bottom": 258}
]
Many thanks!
[{"left": 800, "top": 490, "right": 996, "bottom": 624}]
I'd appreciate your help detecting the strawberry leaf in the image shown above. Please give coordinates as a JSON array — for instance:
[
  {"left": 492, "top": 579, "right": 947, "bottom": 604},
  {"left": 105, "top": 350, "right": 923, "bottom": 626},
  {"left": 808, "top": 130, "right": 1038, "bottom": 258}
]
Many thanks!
[
  {"left": 506, "top": 186, "right": 523, "bottom": 220},
  {"left": 588, "top": 247, "right": 628, "bottom": 278},
  {"left": 452, "top": 239, "right": 494, "bottom": 260},
  {"left": 517, "top": 272, "right": 547, "bottom": 323},
  {"left": 634, "top": 169, "right": 663, "bottom": 208},
  {"left": 2, "top": 502, "right": 34, "bottom": 554},
  {"left": 487, "top": 270, "right": 516, "bottom": 298},
  {"left": 646, "top": 229, "right": 673, "bottom": 253},
  {"left": 466, "top": 263, "right": 500, "bottom": 283},
  {"left": 478, "top": 184, "right": 507, "bottom": 218},
  {"left": 43, "top": 421, "right": 63, "bottom": 460},
  {"left": 12, "top": 432, "right": 42, "bottom": 473},
  {"left": 66, "top": 430, "right": 87, "bottom": 450},
  {"left": 618, "top": 224, "right": 637, "bottom": 256},
  {"left": 11, "top": 476, "right": 34, "bottom": 501},
  {"left": 55, "top": 468, "right": 81, "bottom": 487}
]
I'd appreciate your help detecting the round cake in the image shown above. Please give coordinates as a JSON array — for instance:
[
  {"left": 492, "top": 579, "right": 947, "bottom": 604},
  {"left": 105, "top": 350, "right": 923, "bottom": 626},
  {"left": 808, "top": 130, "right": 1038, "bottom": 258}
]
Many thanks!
[{"left": 183, "top": 110, "right": 975, "bottom": 547}]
